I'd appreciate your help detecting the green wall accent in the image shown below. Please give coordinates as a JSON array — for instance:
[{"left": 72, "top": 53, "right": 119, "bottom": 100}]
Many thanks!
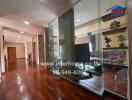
[{"left": 58, "top": 9, "right": 75, "bottom": 61}]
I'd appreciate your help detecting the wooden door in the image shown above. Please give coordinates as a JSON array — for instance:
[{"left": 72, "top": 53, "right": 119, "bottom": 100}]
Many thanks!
[{"left": 7, "top": 47, "right": 16, "bottom": 61}]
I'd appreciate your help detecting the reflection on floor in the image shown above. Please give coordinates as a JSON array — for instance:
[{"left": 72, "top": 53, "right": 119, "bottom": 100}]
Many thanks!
[
  {"left": 1, "top": 59, "right": 101, "bottom": 100},
  {"left": 104, "top": 68, "right": 127, "bottom": 97},
  {"left": 0, "top": 59, "right": 127, "bottom": 100},
  {"left": 79, "top": 75, "right": 103, "bottom": 94},
  {"left": 78, "top": 67, "right": 127, "bottom": 97}
]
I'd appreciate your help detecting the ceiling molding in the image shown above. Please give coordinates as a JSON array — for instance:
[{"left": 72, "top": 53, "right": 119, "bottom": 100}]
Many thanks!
[
  {"left": 0, "top": 17, "right": 45, "bottom": 35},
  {"left": 3, "top": 27, "right": 33, "bottom": 36},
  {"left": 75, "top": 18, "right": 99, "bottom": 30}
]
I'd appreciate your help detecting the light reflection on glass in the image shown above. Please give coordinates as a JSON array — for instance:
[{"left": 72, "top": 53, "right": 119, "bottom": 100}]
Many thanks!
[
  {"left": 19, "top": 85, "right": 25, "bottom": 93},
  {"left": 25, "top": 60, "right": 29, "bottom": 73},
  {"left": 22, "top": 96, "right": 29, "bottom": 100},
  {"left": 17, "top": 74, "right": 22, "bottom": 85}
]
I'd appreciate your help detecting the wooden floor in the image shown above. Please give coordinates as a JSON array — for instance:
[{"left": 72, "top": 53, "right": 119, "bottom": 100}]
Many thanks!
[
  {"left": 0, "top": 60, "right": 127, "bottom": 100},
  {"left": 104, "top": 68, "right": 127, "bottom": 97},
  {"left": 78, "top": 75, "right": 103, "bottom": 94},
  {"left": 78, "top": 67, "right": 127, "bottom": 97}
]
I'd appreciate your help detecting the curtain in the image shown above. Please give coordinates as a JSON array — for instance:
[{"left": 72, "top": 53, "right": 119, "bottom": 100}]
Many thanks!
[{"left": 87, "top": 32, "right": 96, "bottom": 52}]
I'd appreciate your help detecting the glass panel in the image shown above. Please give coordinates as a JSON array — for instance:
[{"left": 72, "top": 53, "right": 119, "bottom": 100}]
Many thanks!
[
  {"left": 48, "top": 0, "right": 104, "bottom": 96},
  {"left": 48, "top": 19, "right": 59, "bottom": 63},
  {"left": 101, "top": 0, "right": 128, "bottom": 98},
  {"left": 74, "top": 0, "right": 103, "bottom": 95},
  {"left": 58, "top": 9, "right": 75, "bottom": 61}
]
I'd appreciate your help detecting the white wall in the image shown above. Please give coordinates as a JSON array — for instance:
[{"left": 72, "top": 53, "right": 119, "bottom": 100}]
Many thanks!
[
  {"left": 36, "top": 34, "right": 39, "bottom": 64},
  {"left": 27, "top": 42, "right": 32, "bottom": 55},
  {"left": 75, "top": 16, "right": 127, "bottom": 50},
  {"left": 0, "top": 26, "right": 5, "bottom": 73},
  {"left": 25, "top": 42, "right": 32, "bottom": 59},
  {"left": 75, "top": 37, "right": 89, "bottom": 44},
  {"left": 32, "top": 35, "right": 39, "bottom": 64},
  {"left": 4, "top": 43, "right": 25, "bottom": 60}
]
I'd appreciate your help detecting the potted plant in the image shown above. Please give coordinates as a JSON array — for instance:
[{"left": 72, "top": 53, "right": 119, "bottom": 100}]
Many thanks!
[
  {"left": 110, "top": 21, "right": 120, "bottom": 30},
  {"left": 117, "top": 34, "right": 127, "bottom": 47}
]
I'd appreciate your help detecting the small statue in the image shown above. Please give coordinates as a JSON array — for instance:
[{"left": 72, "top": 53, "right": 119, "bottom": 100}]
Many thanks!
[
  {"left": 105, "top": 36, "right": 112, "bottom": 48},
  {"left": 117, "top": 34, "right": 127, "bottom": 47}
]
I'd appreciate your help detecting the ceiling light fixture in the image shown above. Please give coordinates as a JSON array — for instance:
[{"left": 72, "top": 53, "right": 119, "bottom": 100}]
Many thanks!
[
  {"left": 76, "top": 19, "right": 81, "bottom": 22},
  {"left": 20, "top": 31, "right": 24, "bottom": 34},
  {"left": 24, "top": 21, "right": 30, "bottom": 25}
]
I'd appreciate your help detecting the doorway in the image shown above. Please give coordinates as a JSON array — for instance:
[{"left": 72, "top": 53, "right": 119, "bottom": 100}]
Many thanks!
[{"left": 7, "top": 47, "right": 16, "bottom": 61}]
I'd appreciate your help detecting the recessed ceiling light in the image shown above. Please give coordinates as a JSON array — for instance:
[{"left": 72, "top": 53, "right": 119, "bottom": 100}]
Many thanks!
[
  {"left": 20, "top": 31, "right": 24, "bottom": 34},
  {"left": 24, "top": 21, "right": 30, "bottom": 25},
  {"left": 76, "top": 19, "right": 81, "bottom": 22}
]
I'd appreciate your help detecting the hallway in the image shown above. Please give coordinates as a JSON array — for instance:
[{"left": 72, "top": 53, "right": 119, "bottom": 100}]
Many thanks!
[{"left": 0, "top": 60, "right": 101, "bottom": 100}]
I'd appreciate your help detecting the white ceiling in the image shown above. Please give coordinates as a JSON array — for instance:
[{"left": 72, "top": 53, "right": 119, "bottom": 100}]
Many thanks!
[
  {"left": 0, "top": 0, "right": 126, "bottom": 42},
  {"left": 0, "top": 0, "right": 79, "bottom": 43},
  {"left": 0, "top": 0, "right": 125, "bottom": 26},
  {"left": 4, "top": 30, "right": 33, "bottom": 43},
  {"left": 0, "top": 0, "right": 79, "bottom": 27},
  {"left": 0, "top": 0, "right": 126, "bottom": 27},
  {"left": 74, "top": 0, "right": 126, "bottom": 26}
]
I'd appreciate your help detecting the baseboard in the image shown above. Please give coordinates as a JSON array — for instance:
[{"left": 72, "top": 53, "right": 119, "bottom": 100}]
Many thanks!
[
  {"left": 103, "top": 90, "right": 127, "bottom": 100},
  {"left": 16, "top": 58, "right": 25, "bottom": 59},
  {"left": 1, "top": 72, "right": 6, "bottom": 75},
  {"left": 6, "top": 58, "right": 26, "bottom": 61}
]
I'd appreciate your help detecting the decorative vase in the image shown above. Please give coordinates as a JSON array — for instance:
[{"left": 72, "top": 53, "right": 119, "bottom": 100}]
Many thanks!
[{"left": 106, "top": 44, "right": 111, "bottom": 48}]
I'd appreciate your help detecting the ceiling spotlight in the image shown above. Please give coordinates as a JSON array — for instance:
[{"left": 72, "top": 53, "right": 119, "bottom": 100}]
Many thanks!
[
  {"left": 24, "top": 21, "right": 30, "bottom": 25},
  {"left": 20, "top": 31, "right": 24, "bottom": 34},
  {"left": 76, "top": 19, "right": 81, "bottom": 22}
]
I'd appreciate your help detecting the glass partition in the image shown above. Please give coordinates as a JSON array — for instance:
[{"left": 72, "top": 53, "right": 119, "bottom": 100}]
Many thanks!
[
  {"left": 48, "top": 0, "right": 104, "bottom": 96},
  {"left": 48, "top": 0, "right": 129, "bottom": 98},
  {"left": 74, "top": 0, "right": 103, "bottom": 95},
  {"left": 101, "top": 0, "right": 128, "bottom": 98},
  {"left": 48, "top": 19, "right": 59, "bottom": 63}
]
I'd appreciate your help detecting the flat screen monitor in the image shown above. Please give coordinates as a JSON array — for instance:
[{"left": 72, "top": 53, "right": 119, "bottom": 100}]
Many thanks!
[{"left": 75, "top": 43, "right": 90, "bottom": 63}]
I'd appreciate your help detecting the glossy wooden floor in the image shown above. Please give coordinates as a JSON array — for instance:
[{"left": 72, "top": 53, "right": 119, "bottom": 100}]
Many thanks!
[
  {"left": 0, "top": 59, "right": 126, "bottom": 100},
  {"left": 0, "top": 60, "right": 102, "bottom": 100}
]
